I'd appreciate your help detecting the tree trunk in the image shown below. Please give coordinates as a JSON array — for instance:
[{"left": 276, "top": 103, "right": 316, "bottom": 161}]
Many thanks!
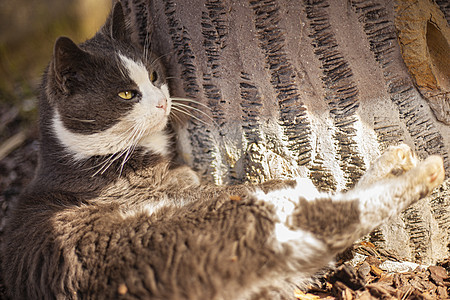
[{"left": 124, "top": 0, "right": 450, "bottom": 264}]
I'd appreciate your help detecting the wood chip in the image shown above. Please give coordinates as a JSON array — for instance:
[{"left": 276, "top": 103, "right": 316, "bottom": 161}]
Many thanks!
[
  {"left": 429, "top": 265, "right": 449, "bottom": 286},
  {"left": 365, "top": 256, "right": 381, "bottom": 267},
  {"left": 294, "top": 289, "right": 321, "bottom": 300},
  {"left": 370, "top": 264, "right": 384, "bottom": 277},
  {"left": 436, "top": 286, "right": 448, "bottom": 299},
  {"left": 357, "top": 262, "right": 371, "bottom": 278}
]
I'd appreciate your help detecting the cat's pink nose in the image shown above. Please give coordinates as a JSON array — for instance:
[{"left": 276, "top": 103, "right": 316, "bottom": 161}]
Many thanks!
[{"left": 156, "top": 98, "right": 167, "bottom": 111}]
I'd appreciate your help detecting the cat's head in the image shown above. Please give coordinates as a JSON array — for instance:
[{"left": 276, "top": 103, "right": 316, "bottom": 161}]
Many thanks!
[{"left": 45, "top": 2, "right": 171, "bottom": 161}]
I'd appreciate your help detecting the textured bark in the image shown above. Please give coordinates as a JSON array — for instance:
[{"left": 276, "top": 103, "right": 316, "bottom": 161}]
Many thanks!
[{"left": 123, "top": 0, "right": 450, "bottom": 264}]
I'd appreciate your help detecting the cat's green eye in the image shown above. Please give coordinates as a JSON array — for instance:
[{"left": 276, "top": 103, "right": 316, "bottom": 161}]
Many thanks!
[
  {"left": 150, "top": 71, "right": 158, "bottom": 83},
  {"left": 118, "top": 91, "right": 135, "bottom": 100}
]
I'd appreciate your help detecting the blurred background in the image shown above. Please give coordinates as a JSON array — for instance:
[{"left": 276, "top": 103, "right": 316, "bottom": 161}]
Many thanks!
[
  {"left": 0, "top": 1, "right": 112, "bottom": 295},
  {"left": 0, "top": 3, "right": 112, "bottom": 267},
  {"left": 0, "top": 0, "right": 111, "bottom": 159}
]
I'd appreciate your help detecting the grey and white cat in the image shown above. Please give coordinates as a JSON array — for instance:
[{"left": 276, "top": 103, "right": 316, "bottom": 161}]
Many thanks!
[{"left": 1, "top": 2, "right": 445, "bottom": 299}]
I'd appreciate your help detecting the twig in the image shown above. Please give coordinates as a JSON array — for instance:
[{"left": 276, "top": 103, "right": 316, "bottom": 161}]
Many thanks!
[{"left": 0, "top": 131, "right": 27, "bottom": 160}]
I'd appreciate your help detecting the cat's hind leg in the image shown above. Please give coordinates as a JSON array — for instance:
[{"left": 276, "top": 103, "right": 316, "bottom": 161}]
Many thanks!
[
  {"left": 356, "top": 143, "right": 418, "bottom": 188},
  {"left": 259, "top": 155, "right": 444, "bottom": 272},
  {"left": 328, "top": 155, "right": 444, "bottom": 245}
]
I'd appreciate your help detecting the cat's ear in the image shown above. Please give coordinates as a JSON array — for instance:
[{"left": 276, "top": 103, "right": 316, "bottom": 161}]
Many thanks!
[
  {"left": 109, "top": 1, "right": 132, "bottom": 43},
  {"left": 53, "top": 36, "right": 89, "bottom": 94}
]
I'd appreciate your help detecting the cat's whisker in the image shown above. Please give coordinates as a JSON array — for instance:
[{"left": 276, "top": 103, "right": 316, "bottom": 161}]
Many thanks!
[
  {"left": 143, "top": 34, "right": 148, "bottom": 62},
  {"left": 116, "top": 127, "right": 142, "bottom": 166},
  {"left": 150, "top": 53, "right": 171, "bottom": 67},
  {"left": 171, "top": 102, "right": 217, "bottom": 127},
  {"left": 169, "top": 111, "right": 183, "bottom": 123},
  {"left": 66, "top": 117, "right": 96, "bottom": 123},
  {"left": 97, "top": 145, "right": 131, "bottom": 174},
  {"left": 119, "top": 125, "right": 146, "bottom": 175},
  {"left": 93, "top": 131, "right": 138, "bottom": 173},
  {"left": 99, "top": 148, "right": 130, "bottom": 177},
  {"left": 119, "top": 148, "right": 133, "bottom": 176},
  {"left": 143, "top": 32, "right": 152, "bottom": 64},
  {"left": 172, "top": 102, "right": 214, "bottom": 122},
  {"left": 170, "top": 97, "right": 211, "bottom": 109},
  {"left": 121, "top": 141, "right": 140, "bottom": 170},
  {"left": 89, "top": 122, "right": 146, "bottom": 176},
  {"left": 114, "top": 53, "right": 128, "bottom": 79},
  {"left": 172, "top": 100, "right": 210, "bottom": 112},
  {"left": 91, "top": 153, "right": 120, "bottom": 176},
  {"left": 171, "top": 106, "right": 210, "bottom": 126}
]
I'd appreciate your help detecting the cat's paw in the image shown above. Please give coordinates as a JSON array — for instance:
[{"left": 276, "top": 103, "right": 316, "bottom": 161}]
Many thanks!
[
  {"left": 413, "top": 155, "right": 445, "bottom": 195},
  {"left": 386, "top": 144, "right": 418, "bottom": 176},
  {"left": 358, "top": 144, "right": 418, "bottom": 187}
]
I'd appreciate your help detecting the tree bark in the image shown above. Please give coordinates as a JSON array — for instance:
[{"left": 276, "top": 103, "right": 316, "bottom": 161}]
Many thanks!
[{"left": 123, "top": 0, "right": 450, "bottom": 264}]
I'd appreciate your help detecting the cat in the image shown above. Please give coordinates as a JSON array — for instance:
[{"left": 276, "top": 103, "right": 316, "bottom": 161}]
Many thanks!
[{"left": 0, "top": 2, "right": 445, "bottom": 299}]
